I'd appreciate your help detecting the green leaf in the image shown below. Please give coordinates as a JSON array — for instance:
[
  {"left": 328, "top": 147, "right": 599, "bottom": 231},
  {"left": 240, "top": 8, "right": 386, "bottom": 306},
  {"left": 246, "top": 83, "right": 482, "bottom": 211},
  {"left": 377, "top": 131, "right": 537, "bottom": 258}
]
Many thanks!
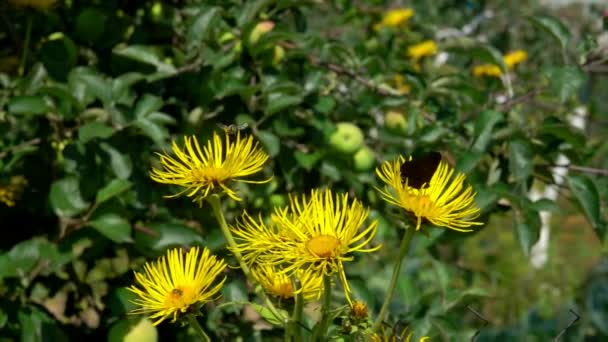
[
  {"left": 472, "top": 110, "right": 504, "bottom": 152},
  {"left": 187, "top": 7, "right": 222, "bottom": 52},
  {"left": 509, "top": 139, "right": 534, "bottom": 182},
  {"left": 567, "top": 175, "right": 605, "bottom": 240},
  {"left": 238, "top": 0, "right": 273, "bottom": 26},
  {"left": 95, "top": 179, "right": 132, "bottom": 205},
  {"left": 513, "top": 208, "right": 541, "bottom": 256},
  {"left": 529, "top": 15, "right": 571, "bottom": 52},
  {"left": 543, "top": 66, "right": 585, "bottom": 103},
  {"left": 313, "top": 96, "right": 336, "bottom": 114},
  {"left": 539, "top": 119, "right": 586, "bottom": 148},
  {"left": 134, "top": 117, "right": 169, "bottom": 145},
  {"left": 75, "top": 8, "right": 107, "bottom": 44},
  {"left": 7, "top": 95, "right": 48, "bottom": 115},
  {"left": 113, "top": 45, "right": 177, "bottom": 75},
  {"left": 455, "top": 151, "right": 483, "bottom": 175},
  {"left": 100, "top": 143, "right": 134, "bottom": 179},
  {"left": 0, "top": 238, "right": 50, "bottom": 278},
  {"left": 249, "top": 303, "right": 287, "bottom": 327},
  {"left": 264, "top": 91, "right": 303, "bottom": 116},
  {"left": 133, "top": 222, "right": 205, "bottom": 256},
  {"left": 39, "top": 34, "right": 78, "bottom": 82},
  {"left": 19, "top": 307, "right": 68, "bottom": 342},
  {"left": 134, "top": 94, "right": 163, "bottom": 119},
  {"left": 79, "top": 122, "right": 114, "bottom": 143},
  {"left": 255, "top": 131, "right": 280, "bottom": 157},
  {"left": 49, "top": 177, "right": 89, "bottom": 217},
  {"left": 586, "top": 275, "right": 608, "bottom": 335},
  {"left": 77, "top": 73, "right": 112, "bottom": 105},
  {"left": 530, "top": 198, "right": 559, "bottom": 213},
  {"left": 294, "top": 151, "right": 323, "bottom": 171},
  {"left": 88, "top": 214, "right": 133, "bottom": 243}
]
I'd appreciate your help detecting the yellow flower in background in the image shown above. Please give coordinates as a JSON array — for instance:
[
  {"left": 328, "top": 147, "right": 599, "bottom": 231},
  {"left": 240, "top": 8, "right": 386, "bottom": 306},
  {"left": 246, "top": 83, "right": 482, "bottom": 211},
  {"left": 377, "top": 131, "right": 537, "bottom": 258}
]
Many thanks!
[
  {"left": 376, "top": 155, "right": 482, "bottom": 232},
  {"left": 407, "top": 40, "right": 438, "bottom": 61},
  {"left": 0, "top": 176, "right": 27, "bottom": 207},
  {"left": 150, "top": 131, "right": 271, "bottom": 204},
  {"left": 472, "top": 49, "right": 527, "bottom": 78},
  {"left": 504, "top": 49, "right": 528, "bottom": 69},
  {"left": 472, "top": 64, "right": 502, "bottom": 78},
  {"left": 374, "top": 8, "right": 414, "bottom": 30},
  {"left": 230, "top": 189, "right": 381, "bottom": 303},
  {"left": 9, "top": 0, "right": 57, "bottom": 10},
  {"left": 393, "top": 74, "right": 411, "bottom": 95},
  {"left": 252, "top": 265, "right": 324, "bottom": 301},
  {"left": 128, "top": 247, "right": 227, "bottom": 326}
]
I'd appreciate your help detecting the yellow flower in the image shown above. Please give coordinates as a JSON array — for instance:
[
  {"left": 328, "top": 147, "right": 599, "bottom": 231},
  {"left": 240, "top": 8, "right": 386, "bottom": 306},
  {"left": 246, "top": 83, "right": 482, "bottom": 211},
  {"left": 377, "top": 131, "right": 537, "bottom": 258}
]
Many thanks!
[
  {"left": 9, "top": 0, "right": 57, "bottom": 10},
  {"left": 393, "top": 74, "right": 411, "bottom": 95},
  {"left": 351, "top": 300, "right": 368, "bottom": 319},
  {"left": 230, "top": 189, "right": 381, "bottom": 303},
  {"left": 127, "top": 246, "right": 227, "bottom": 325},
  {"left": 374, "top": 8, "right": 414, "bottom": 30},
  {"left": 407, "top": 41, "right": 438, "bottom": 60},
  {"left": 472, "top": 64, "right": 502, "bottom": 78},
  {"left": 150, "top": 131, "right": 271, "bottom": 204},
  {"left": 376, "top": 155, "right": 482, "bottom": 232},
  {"left": 252, "top": 265, "right": 324, "bottom": 301},
  {"left": 0, "top": 176, "right": 27, "bottom": 207},
  {"left": 472, "top": 49, "right": 527, "bottom": 77},
  {"left": 504, "top": 49, "right": 528, "bottom": 69}
]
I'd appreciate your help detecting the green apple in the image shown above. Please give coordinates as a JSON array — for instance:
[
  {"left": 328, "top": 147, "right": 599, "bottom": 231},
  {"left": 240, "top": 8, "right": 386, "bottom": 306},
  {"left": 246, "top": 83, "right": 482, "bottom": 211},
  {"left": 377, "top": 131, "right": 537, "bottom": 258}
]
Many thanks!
[
  {"left": 384, "top": 110, "right": 408, "bottom": 134},
  {"left": 270, "top": 194, "right": 287, "bottom": 208},
  {"left": 249, "top": 21, "right": 275, "bottom": 45},
  {"left": 353, "top": 146, "right": 376, "bottom": 171},
  {"left": 108, "top": 319, "right": 157, "bottom": 342},
  {"left": 272, "top": 45, "right": 285, "bottom": 66},
  {"left": 328, "top": 122, "right": 365, "bottom": 155}
]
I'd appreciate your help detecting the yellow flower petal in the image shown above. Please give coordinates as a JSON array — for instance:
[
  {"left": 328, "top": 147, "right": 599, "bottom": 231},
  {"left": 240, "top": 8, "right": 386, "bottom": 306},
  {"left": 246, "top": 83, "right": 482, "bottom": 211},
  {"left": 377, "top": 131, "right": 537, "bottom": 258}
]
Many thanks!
[
  {"left": 150, "top": 131, "right": 271, "bottom": 204},
  {"left": 127, "top": 247, "right": 227, "bottom": 326},
  {"left": 376, "top": 155, "right": 483, "bottom": 232}
]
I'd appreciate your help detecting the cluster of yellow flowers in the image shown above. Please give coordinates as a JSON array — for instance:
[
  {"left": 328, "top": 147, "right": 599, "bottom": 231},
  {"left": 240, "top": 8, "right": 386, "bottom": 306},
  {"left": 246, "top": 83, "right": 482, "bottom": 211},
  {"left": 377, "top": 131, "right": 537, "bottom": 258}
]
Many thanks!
[
  {"left": 127, "top": 130, "right": 482, "bottom": 341},
  {"left": 0, "top": 176, "right": 27, "bottom": 207},
  {"left": 472, "top": 50, "right": 528, "bottom": 78}
]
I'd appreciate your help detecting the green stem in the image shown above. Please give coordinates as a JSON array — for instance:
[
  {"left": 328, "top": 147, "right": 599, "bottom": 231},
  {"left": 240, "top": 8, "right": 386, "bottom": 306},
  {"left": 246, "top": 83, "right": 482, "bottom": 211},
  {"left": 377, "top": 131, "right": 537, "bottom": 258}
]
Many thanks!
[
  {"left": 186, "top": 314, "right": 211, "bottom": 342},
  {"left": 207, "top": 194, "right": 252, "bottom": 278},
  {"left": 371, "top": 227, "right": 415, "bottom": 333},
  {"left": 286, "top": 278, "right": 304, "bottom": 342},
  {"left": 206, "top": 194, "right": 285, "bottom": 324},
  {"left": 312, "top": 275, "right": 333, "bottom": 341},
  {"left": 19, "top": 13, "right": 33, "bottom": 77}
]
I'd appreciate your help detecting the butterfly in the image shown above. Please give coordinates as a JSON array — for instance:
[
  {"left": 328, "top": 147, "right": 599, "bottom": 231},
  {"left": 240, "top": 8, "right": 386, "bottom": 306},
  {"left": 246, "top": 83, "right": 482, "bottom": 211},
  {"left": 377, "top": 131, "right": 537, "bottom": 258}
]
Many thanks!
[
  {"left": 217, "top": 123, "right": 249, "bottom": 135},
  {"left": 400, "top": 151, "right": 442, "bottom": 188}
]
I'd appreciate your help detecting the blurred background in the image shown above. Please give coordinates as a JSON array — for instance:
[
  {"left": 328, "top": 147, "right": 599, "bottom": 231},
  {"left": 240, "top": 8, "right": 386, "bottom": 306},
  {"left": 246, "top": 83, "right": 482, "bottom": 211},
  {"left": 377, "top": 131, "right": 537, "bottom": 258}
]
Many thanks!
[{"left": 0, "top": 0, "right": 607, "bottom": 341}]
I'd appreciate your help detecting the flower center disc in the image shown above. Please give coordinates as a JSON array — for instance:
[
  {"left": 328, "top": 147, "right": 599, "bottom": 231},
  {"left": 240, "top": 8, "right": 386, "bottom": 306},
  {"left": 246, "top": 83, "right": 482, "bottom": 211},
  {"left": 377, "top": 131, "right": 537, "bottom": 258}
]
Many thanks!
[
  {"left": 165, "top": 286, "right": 194, "bottom": 309},
  {"left": 191, "top": 167, "right": 224, "bottom": 183},
  {"left": 306, "top": 235, "right": 341, "bottom": 258},
  {"left": 272, "top": 280, "right": 294, "bottom": 298}
]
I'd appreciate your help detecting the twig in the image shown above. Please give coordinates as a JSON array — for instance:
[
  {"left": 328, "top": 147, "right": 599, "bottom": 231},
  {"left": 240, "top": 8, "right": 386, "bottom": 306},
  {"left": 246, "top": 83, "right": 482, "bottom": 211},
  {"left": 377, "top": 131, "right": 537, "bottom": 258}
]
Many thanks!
[
  {"left": 551, "top": 164, "right": 608, "bottom": 176},
  {"left": 0, "top": 138, "right": 42, "bottom": 159},
  {"left": 553, "top": 309, "right": 580, "bottom": 341},
  {"left": 499, "top": 88, "right": 542, "bottom": 112},
  {"left": 134, "top": 224, "right": 159, "bottom": 237},
  {"left": 175, "top": 58, "right": 204, "bottom": 74},
  {"left": 467, "top": 306, "right": 489, "bottom": 342}
]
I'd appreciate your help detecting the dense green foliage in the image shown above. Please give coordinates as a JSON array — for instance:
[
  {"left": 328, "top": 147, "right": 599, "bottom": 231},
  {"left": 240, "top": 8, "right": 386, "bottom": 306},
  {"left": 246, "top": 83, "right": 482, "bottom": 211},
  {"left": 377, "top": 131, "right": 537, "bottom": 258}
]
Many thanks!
[{"left": 1, "top": 0, "right": 607, "bottom": 340}]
